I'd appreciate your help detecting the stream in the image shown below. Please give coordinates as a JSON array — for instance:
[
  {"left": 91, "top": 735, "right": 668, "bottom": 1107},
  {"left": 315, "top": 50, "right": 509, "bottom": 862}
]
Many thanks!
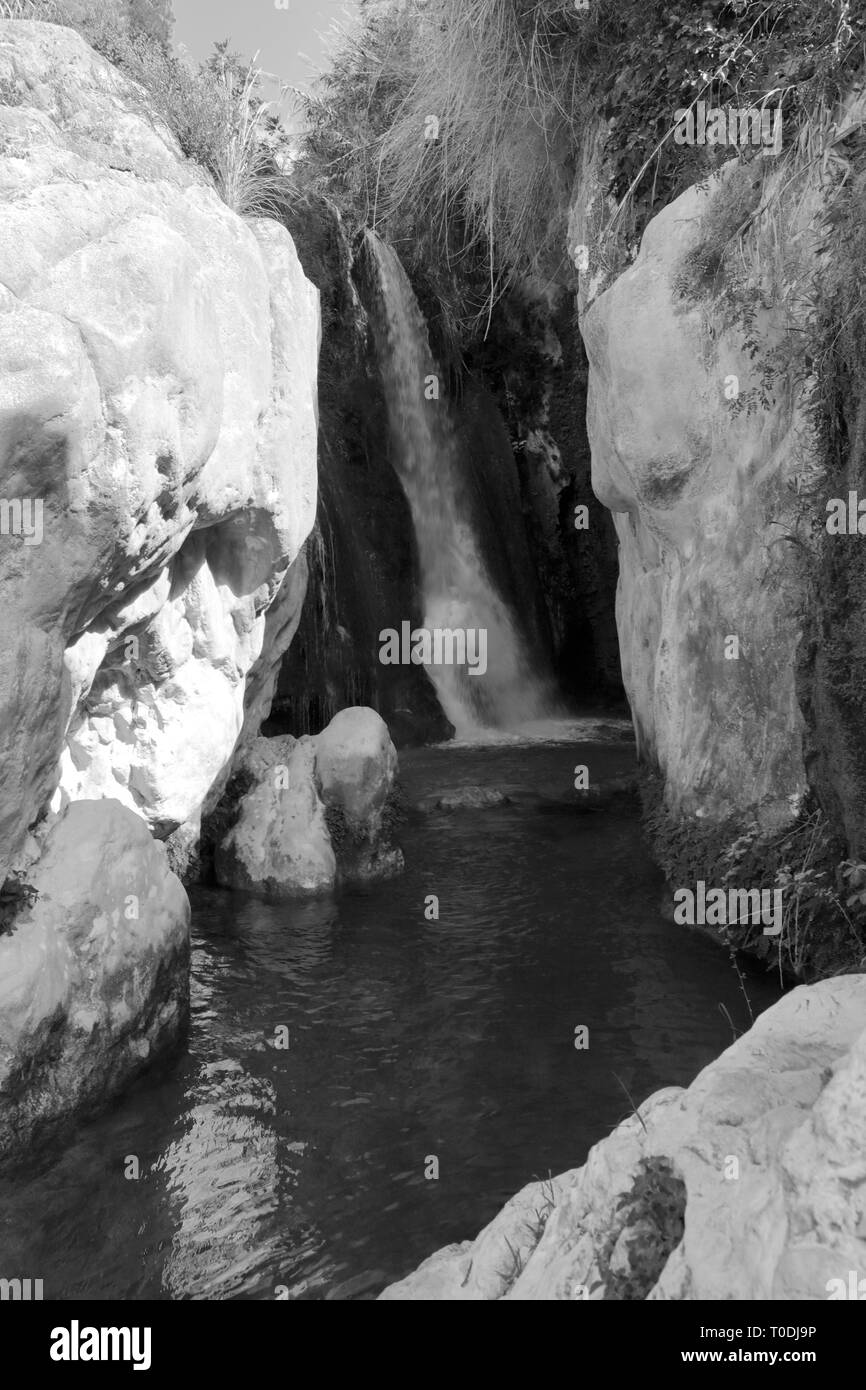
[{"left": 0, "top": 722, "right": 782, "bottom": 1300}]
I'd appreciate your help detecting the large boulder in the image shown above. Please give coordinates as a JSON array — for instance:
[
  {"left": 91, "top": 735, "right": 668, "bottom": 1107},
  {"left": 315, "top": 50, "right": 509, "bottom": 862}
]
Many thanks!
[
  {"left": 214, "top": 736, "right": 337, "bottom": 899},
  {"left": 315, "top": 706, "right": 397, "bottom": 832},
  {"left": 215, "top": 708, "right": 403, "bottom": 898},
  {"left": 314, "top": 706, "right": 403, "bottom": 880},
  {"left": 0, "top": 19, "right": 319, "bottom": 874},
  {"left": 0, "top": 799, "right": 189, "bottom": 1165},
  {"left": 381, "top": 974, "right": 866, "bottom": 1299}
]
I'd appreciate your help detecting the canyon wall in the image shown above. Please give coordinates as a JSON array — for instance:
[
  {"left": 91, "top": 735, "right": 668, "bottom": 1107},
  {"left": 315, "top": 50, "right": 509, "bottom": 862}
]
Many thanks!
[
  {"left": 574, "top": 111, "right": 866, "bottom": 898},
  {"left": 484, "top": 288, "right": 624, "bottom": 706},
  {"left": 0, "top": 20, "right": 319, "bottom": 1158},
  {"left": 580, "top": 156, "right": 819, "bottom": 833}
]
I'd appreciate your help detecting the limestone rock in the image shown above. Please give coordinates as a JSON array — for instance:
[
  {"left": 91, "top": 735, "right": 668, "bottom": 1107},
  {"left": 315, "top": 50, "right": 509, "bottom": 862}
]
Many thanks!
[
  {"left": 0, "top": 799, "right": 189, "bottom": 1165},
  {"left": 214, "top": 737, "right": 336, "bottom": 899},
  {"left": 581, "top": 156, "right": 820, "bottom": 829},
  {"left": 0, "top": 19, "right": 318, "bottom": 1152},
  {"left": 314, "top": 707, "right": 403, "bottom": 885},
  {"left": 314, "top": 706, "right": 397, "bottom": 834},
  {"left": 0, "top": 20, "right": 319, "bottom": 878},
  {"left": 381, "top": 975, "right": 866, "bottom": 1299},
  {"left": 214, "top": 708, "right": 404, "bottom": 898}
]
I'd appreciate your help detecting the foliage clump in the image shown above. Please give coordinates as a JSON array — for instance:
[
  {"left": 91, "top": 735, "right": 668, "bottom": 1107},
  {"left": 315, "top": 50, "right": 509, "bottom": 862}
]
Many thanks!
[
  {"left": 597, "top": 1157, "right": 687, "bottom": 1300},
  {"left": 643, "top": 773, "right": 866, "bottom": 982},
  {"left": 0, "top": 871, "right": 38, "bottom": 938},
  {"left": 3, "top": 0, "right": 293, "bottom": 219},
  {"left": 294, "top": 0, "right": 866, "bottom": 340}
]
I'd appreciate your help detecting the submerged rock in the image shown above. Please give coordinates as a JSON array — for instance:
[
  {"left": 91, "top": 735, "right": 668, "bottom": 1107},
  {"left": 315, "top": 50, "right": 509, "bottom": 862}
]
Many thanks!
[
  {"left": 415, "top": 786, "right": 511, "bottom": 813},
  {"left": 0, "top": 800, "right": 189, "bottom": 1167},
  {"left": 568, "top": 775, "right": 639, "bottom": 812},
  {"left": 415, "top": 774, "right": 636, "bottom": 815},
  {"left": 381, "top": 975, "right": 866, "bottom": 1299},
  {"left": 215, "top": 707, "right": 403, "bottom": 898}
]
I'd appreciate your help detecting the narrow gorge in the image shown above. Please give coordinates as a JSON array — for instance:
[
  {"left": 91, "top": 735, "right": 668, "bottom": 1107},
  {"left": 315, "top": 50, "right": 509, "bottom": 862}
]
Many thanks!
[{"left": 0, "top": 0, "right": 864, "bottom": 1327}]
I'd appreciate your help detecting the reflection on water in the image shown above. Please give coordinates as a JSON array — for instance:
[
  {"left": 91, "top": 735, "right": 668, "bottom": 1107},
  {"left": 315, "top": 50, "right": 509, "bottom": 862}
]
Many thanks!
[{"left": 0, "top": 734, "right": 782, "bottom": 1299}]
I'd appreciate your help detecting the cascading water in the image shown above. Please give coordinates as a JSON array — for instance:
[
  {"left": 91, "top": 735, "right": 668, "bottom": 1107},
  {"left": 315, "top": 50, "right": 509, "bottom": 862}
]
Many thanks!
[{"left": 361, "top": 231, "right": 551, "bottom": 737}]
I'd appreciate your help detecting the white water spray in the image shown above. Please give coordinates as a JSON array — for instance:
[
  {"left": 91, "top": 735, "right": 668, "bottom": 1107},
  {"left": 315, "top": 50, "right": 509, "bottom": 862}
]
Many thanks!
[{"left": 362, "top": 232, "right": 551, "bottom": 736}]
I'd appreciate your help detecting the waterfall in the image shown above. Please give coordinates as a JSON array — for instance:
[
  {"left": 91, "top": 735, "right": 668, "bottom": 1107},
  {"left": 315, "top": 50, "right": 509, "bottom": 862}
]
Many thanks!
[{"left": 360, "top": 231, "right": 551, "bottom": 737}]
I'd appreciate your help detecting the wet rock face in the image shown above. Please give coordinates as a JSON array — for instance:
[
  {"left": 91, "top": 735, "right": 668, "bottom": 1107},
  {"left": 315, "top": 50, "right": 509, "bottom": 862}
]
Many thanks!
[
  {"left": 269, "top": 196, "right": 451, "bottom": 748},
  {"left": 0, "top": 800, "right": 189, "bottom": 1167},
  {"left": 581, "top": 161, "right": 811, "bottom": 828},
  {"left": 380, "top": 975, "right": 866, "bottom": 1300},
  {"left": 215, "top": 707, "right": 404, "bottom": 898},
  {"left": 0, "top": 21, "right": 319, "bottom": 876},
  {"left": 468, "top": 289, "right": 624, "bottom": 708}
]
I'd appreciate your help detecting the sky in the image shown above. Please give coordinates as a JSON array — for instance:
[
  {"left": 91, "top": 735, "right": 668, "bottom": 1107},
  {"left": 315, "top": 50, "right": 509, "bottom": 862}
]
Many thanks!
[{"left": 170, "top": 0, "right": 359, "bottom": 98}]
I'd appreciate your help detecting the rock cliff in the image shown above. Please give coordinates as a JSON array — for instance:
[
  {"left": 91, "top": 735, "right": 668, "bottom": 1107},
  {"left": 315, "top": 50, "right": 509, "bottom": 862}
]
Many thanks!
[
  {"left": 0, "top": 20, "right": 319, "bottom": 1158},
  {"left": 582, "top": 157, "right": 813, "bottom": 831}
]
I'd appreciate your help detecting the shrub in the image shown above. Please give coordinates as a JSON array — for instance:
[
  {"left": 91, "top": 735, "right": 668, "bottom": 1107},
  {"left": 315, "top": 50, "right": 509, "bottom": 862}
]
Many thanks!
[
  {"left": 0, "top": 0, "right": 61, "bottom": 17},
  {"left": 294, "top": 0, "right": 866, "bottom": 339},
  {"left": 3, "top": 0, "right": 293, "bottom": 220},
  {"left": 642, "top": 771, "right": 866, "bottom": 982},
  {"left": 209, "top": 62, "right": 294, "bottom": 221},
  {"left": 110, "top": 39, "right": 294, "bottom": 220},
  {"left": 597, "top": 1157, "right": 687, "bottom": 1300},
  {"left": 1, "top": 0, "right": 171, "bottom": 42}
]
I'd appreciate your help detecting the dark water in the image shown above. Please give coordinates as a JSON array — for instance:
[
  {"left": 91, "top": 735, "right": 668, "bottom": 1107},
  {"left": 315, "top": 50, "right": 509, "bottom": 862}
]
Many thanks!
[{"left": 0, "top": 726, "right": 782, "bottom": 1300}]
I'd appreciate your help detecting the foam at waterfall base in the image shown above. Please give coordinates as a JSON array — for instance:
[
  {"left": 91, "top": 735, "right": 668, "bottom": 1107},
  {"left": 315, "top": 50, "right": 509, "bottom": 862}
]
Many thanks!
[{"left": 438, "top": 715, "right": 635, "bottom": 749}]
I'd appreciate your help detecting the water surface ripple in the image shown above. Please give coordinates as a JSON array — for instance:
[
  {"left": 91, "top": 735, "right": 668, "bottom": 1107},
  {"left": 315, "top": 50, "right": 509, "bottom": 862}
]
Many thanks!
[{"left": 0, "top": 733, "right": 781, "bottom": 1299}]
